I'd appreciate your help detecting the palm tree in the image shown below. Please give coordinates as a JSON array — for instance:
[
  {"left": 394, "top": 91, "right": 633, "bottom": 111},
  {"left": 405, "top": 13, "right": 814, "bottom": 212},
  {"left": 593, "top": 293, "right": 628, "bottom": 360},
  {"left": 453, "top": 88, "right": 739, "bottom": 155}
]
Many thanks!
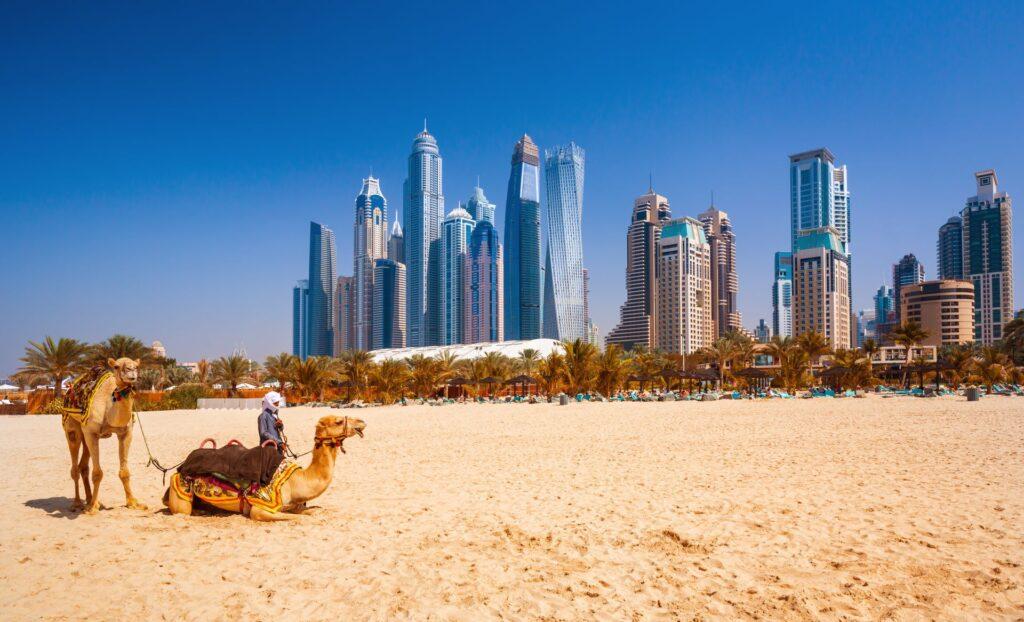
[
  {"left": 939, "top": 344, "right": 975, "bottom": 389},
  {"left": 338, "top": 350, "right": 373, "bottom": 400},
  {"left": 860, "top": 338, "right": 880, "bottom": 360},
  {"left": 890, "top": 322, "right": 929, "bottom": 387},
  {"left": 407, "top": 354, "right": 442, "bottom": 397},
  {"left": 766, "top": 335, "right": 807, "bottom": 392},
  {"left": 435, "top": 350, "right": 461, "bottom": 397},
  {"left": 1001, "top": 310, "right": 1024, "bottom": 364},
  {"left": 19, "top": 337, "right": 90, "bottom": 398},
  {"left": 480, "top": 352, "right": 512, "bottom": 382},
  {"left": 975, "top": 346, "right": 1010, "bottom": 392},
  {"left": 831, "top": 348, "right": 873, "bottom": 390},
  {"left": 517, "top": 348, "right": 541, "bottom": 376},
  {"left": 629, "top": 346, "right": 661, "bottom": 391},
  {"left": 537, "top": 352, "right": 565, "bottom": 396},
  {"left": 290, "top": 356, "right": 336, "bottom": 401},
  {"left": 263, "top": 353, "right": 297, "bottom": 389},
  {"left": 699, "top": 338, "right": 739, "bottom": 390},
  {"left": 371, "top": 359, "right": 410, "bottom": 403},
  {"left": 211, "top": 354, "right": 252, "bottom": 397},
  {"left": 595, "top": 344, "right": 628, "bottom": 396},
  {"left": 195, "top": 358, "right": 211, "bottom": 387},
  {"left": 88, "top": 334, "right": 157, "bottom": 367},
  {"left": 796, "top": 331, "right": 832, "bottom": 367},
  {"left": 561, "top": 339, "right": 598, "bottom": 394}
]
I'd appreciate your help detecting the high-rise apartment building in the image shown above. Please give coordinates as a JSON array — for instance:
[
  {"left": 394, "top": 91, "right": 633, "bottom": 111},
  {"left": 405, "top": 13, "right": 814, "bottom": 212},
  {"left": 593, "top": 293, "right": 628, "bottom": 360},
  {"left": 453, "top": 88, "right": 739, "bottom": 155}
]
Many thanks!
[
  {"left": 441, "top": 205, "right": 475, "bottom": 345},
  {"left": 582, "top": 268, "right": 592, "bottom": 343},
  {"left": 874, "top": 285, "right": 894, "bottom": 323},
  {"left": 900, "top": 280, "right": 974, "bottom": 347},
  {"left": 542, "top": 142, "right": 586, "bottom": 341},
  {"left": 655, "top": 217, "right": 713, "bottom": 355},
  {"left": 754, "top": 319, "right": 771, "bottom": 343},
  {"left": 503, "top": 135, "right": 542, "bottom": 340},
  {"left": 388, "top": 215, "right": 405, "bottom": 265},
  {"left": 892, "top": 253, "right": 925, "bottom": 322},
  {"left": 372, "top": 259, "right": 407, "bottom": 350},
  {"left": 961, "top": 169, "right": 1013, "bottom": 344},
  {"left": 353, "top": 176, "right": 387, "bottom": 350},
  {"left": 698, "top": 205, "right": 740, "bottom": 337},
  {"left": 306, "top": 222, "right": 337, "bottom": 357},
  {"left": 772, "top": 251, "right": 793, "bottom": 338},
  {"left": 466, "top": 184, "right": 496, "bottom": 224},
  {"left": 937, "top": 215, "right": 963, "bottom": 280},
  {"left": 792, "top": 227, "right": 851, "bottom": 349},
  {"left": 464, "top": 219, "right": 504, "bottom": 344},
  {"left": 789, "top": 149, "right": 850, "bottom": 250},
  {"left": 404, "top": 125, "right": 444, "bottom": 347},
  {"left": 335, "top": 276, "right": 355, "bottom": 354},
  {"left": 606, "top": 187, "right": 671, "bottom": 350},
  {"left": 292, "top": 280, "right": 308, "bottom": 359}
]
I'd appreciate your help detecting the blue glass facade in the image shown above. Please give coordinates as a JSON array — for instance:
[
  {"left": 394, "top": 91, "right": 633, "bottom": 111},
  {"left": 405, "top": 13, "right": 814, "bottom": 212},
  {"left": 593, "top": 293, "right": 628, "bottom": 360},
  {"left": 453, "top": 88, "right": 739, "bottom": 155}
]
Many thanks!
[
  {"left": 306, "top": 221, "right": 337, "bottom": 357},
  {"left": 292, "top": 279, "right": 308, "bottom": 358},
  {"left": 404, "top": 127, "right": 444, "bottom": 347},
  {"left": 466, "top": 185, "right": 495, "bottom": 224},
  {"left": 354, "top": 176, "right": 387, "bottom": 351},
  {"left": 441, "top": 206, "right": 475, "bottom": 345},
  {"left": 372, "top": 259, "right": 406, "bottom": 349},
  {"left": 771, "top": 251, "right": 792, "bottom": 338},
  {"left": 466, "top": 220, "right": 503, "bottom": 343},
  {"left": 503, "top": 135, "right": 542, "bottom": 340},
  {"left": 542, "top": 142, "right": 586, "bottom": 341}
]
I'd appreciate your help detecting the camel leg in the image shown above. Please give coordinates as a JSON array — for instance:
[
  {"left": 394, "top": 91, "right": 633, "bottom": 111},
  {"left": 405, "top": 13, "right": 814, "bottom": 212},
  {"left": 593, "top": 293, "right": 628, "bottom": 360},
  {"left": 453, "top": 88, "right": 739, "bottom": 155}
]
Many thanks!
[
  {"left": 163, "top": 487, "right": 194, "bottom": 515},
  {"left": 116, "top": 427, "right": 147, "bottom": 510},
  {"left": 79, "top": 442, "right": 92, "bottom": 507},
  {"left": 64, "top": 426, "right": 85, "bottom": 511},
  {"left": 82, "top": 431, "right": 103, "bottom": 514},
  {"left": 249, "top": 506, "right": 299, "bottom": 522}
]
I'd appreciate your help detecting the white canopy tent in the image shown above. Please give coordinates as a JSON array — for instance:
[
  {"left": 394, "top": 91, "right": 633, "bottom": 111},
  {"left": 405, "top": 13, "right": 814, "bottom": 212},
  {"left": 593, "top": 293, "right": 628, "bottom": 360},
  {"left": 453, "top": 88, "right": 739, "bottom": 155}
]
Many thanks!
[{"left": 370, "top": 339, "right": 564, "bottom": 364}]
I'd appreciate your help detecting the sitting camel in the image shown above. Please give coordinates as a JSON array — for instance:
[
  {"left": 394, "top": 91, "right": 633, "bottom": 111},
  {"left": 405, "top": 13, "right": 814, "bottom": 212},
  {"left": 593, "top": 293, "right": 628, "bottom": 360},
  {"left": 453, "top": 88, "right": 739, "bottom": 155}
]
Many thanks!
[
  {"left": 164, "top": 415, "right": 365, "bottom": 521},
  {"left": 62, "top": 357, "right": 146, "bottom": 514}
]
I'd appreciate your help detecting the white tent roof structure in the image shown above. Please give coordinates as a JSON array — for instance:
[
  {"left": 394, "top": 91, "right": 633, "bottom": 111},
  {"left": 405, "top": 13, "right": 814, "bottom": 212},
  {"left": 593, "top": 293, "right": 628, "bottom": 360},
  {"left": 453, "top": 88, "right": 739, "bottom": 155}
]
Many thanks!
[
  {"left": 370, "top": 339, "right": 563, "bottom": 363},
  {"left": 0, "top": 384, "right": 19, "bottom": 391}
]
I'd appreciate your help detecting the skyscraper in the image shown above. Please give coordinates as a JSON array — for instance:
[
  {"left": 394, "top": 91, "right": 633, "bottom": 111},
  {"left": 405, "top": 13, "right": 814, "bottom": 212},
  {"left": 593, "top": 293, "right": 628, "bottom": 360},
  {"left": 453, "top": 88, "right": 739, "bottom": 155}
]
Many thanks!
[
  {"left": 789, "top": 149, "right": 850, "bottom": 250},
  {"left": 503, "top": 135, "right": 542, "bottom": 341},
  {"left": 792, "top": 227, "right": 851, "bottom": 349},
  {"left": 874, "top": 285, "right": 895, "bottom": 323},
  {"left": 306, "top": 222, "right": 337, "bottom": 357},
  {"left": 698, "top": 205, "right": 740, "bottom": 338},
  {"left": 335, "top": 276, "right": 355, "bottom": 354},
  {"left": 962, "top": 169, "right": 1013, "bottom": 344},
  {"left": 464, "top": 219, "right": 504, "bottom": 344},
  {"left": 754, "top": 319, "right": 771, "bottom": 343},
  {"left": 292, "top": 280, "right": 309, "bottom": 359},
  {"left": 542, "top": 142, "right": 586, "bottom": 341},
  {"left": 655, "top": 217, "right": 713, "bottom": 355},
  {"left": 582, "top": 268, "right": 593, "bottom": 343},
  {"left": 466, "top": 184, "right": 496, "bottom": 224},
  {"left": 404, "top": 125, "right": 444, "bottom": 347},
  {"left": 353, "top": 176, "right": 387, "bottom": 351},
  {"left": 388, "top": 214, "right": 405, "bottom": 265},
  {"left": 937, "top": 215, "right": 963, "bottom": 280},
  {"left": 772, "top": 251, "right": 793, "bottom": 338},
  {"left": 372, "top": 259, "right": 407, "bottom": 350},
  {"left": 606, "top": 187, "right": 671, "bottom": 350},
  {"left": 441, "top": 205, "right": 475, "bottom": 345},
  {"left": 892, "top": 253, "right": 925, "bottom": 322}
]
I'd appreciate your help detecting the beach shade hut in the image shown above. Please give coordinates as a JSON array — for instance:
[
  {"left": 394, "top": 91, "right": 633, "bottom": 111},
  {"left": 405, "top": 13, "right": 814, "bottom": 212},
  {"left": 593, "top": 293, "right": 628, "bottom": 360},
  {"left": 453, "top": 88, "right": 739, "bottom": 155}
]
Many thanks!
[
  {"left": 689, "top": 368, "right": 719, "bottom": 392},
  {"left": 734, "top": 367, "right": 773, "bottom": 393},
  {"left": 480, "top": 376, "right": 501, "bottom": 397},
  {"left": 504, "top": 374, "right": 537, "bottom": 397},
  {"left": 445, "top": 376, "right": 470, "bottom": 399},
  {"left": 817, "top": 365, "right": 850, "bottom": 391}
]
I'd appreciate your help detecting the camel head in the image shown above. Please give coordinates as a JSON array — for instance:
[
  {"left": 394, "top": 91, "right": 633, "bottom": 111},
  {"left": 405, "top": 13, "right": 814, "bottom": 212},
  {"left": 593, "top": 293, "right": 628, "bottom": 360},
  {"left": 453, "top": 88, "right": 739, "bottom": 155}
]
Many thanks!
[
  {"left": 314, "top": 416, "right": 365, "bottom": 452},
  {"left": 107, "top": 357, "right": 141, "bottom": 385}
]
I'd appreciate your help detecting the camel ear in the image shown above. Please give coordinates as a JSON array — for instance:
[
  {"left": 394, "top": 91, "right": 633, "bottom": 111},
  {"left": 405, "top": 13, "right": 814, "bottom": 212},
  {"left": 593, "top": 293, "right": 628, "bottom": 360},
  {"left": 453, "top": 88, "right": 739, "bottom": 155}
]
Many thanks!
[
  {"left": 108, "top": 358, "right": 119, "bottom": 369},
  {"left": 134, "top": 359, "right": 141, "bottom": 367}
]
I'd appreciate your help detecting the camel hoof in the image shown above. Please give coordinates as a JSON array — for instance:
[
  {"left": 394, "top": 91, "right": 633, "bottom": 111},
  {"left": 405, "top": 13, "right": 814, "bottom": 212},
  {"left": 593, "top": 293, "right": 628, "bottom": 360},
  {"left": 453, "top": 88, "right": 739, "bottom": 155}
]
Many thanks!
[
  {"left": 127, "top": 501, "right": 148, "bottom": 511},
  {"left": 83, "top": 506, "right": 99, "bottom": 515}
]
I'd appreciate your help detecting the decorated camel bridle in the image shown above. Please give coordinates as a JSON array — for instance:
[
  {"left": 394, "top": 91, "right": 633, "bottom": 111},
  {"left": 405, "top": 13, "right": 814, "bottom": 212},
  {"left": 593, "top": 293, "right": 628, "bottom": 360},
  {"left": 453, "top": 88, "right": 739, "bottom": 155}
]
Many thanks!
[{"left": 313, "top": 418, "right": 361, "bottom": 453}]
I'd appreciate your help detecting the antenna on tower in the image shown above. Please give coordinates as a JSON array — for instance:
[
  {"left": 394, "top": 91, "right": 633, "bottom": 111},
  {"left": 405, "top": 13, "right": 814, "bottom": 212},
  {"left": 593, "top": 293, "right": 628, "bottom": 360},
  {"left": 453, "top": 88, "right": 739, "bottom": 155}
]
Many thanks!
[
  {"left": 648, "top": 172, "right": 653, "bottom": 193},
  {"left": 423, "top": 117, "right": 428, "bottom": 132},
  {"left": 476, "top": 174, "right": 480, "bottom": 188},
  {"left": 711, "top": 189, "right": 715, "bottom": 207}
]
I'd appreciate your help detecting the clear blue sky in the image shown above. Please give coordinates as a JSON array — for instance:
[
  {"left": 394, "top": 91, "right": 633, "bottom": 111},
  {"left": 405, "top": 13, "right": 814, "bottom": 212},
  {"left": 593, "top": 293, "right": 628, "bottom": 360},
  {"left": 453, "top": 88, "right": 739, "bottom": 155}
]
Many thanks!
[{"left": 2, "top": 1, "right": 1022, "bottom": 375}]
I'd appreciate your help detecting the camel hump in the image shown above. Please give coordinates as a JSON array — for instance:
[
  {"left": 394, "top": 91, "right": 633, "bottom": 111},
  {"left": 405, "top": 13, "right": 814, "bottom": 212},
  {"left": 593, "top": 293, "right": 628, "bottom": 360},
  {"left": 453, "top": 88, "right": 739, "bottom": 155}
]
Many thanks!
[{"left": 61, "top": 367, "right": 113, "bottom": 424}]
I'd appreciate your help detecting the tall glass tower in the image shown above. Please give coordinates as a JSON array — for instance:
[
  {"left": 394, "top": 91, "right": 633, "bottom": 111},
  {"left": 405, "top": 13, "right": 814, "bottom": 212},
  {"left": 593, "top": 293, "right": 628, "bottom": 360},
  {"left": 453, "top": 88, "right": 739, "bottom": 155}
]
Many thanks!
[
  {"left": 306, "top": 221, "right": 337, "bottom": 357},
  {"left": 892, "top": 253, "right": 925, "bottom": 322},
  {"left": 503, "top": 134, "right": 542, "bottom": 341},
  {"left": 441, "top": 205, "right": 475, "bottom": 345},
  {"left": 962, "top": 169, "right": 1013, "bottom": 344},
  {"left": 292, "top": 279, "right": 309, "bottom": 359},
  {"left": 465, "top": 220, "right": 503, "bottom": 343},
  {"left": 771, "top": 251, "right": 793, "bottom": 338},
  {"left": 403, "top": 125, "right": 444, "bottom": 346},
  {"left": 354, "top": 176, "right": 387, "bottom": 351},
  {"left": 937, "top": 215, "right": 964, "bottom": 280},
  {"left": 789, "top": 149, "right": 850, "bottom": 250},
  {"left": 542, "top": 142, "right": 586, "bottom": 341},
  {"left": 466, "top": 185, "right": 496, "bottom": 224}
]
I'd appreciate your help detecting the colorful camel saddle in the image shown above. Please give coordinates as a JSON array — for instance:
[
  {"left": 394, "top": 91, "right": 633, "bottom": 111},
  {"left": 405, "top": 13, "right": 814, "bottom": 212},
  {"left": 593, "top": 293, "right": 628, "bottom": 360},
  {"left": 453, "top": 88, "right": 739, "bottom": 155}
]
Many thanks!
[
  {"left": 170, "top": 460, "right": 301, "bottom": 514},
  {"left": 61, "top": 367, "right": 112, "bottom": 425}
]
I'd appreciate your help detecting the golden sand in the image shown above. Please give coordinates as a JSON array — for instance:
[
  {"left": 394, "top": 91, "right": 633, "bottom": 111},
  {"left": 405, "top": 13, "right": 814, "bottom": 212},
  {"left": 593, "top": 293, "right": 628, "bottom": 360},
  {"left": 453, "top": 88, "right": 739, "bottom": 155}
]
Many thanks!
[{"left": 1, "top": 396, "right": 1022, "bottom": 620}]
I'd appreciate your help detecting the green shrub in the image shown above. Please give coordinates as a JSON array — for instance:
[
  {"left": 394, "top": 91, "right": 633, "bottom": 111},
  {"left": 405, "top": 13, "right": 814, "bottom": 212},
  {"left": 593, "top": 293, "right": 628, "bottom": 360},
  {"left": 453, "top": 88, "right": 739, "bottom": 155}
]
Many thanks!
[{"left": 166, "top": 384, "right": 210, "bottom": 409}]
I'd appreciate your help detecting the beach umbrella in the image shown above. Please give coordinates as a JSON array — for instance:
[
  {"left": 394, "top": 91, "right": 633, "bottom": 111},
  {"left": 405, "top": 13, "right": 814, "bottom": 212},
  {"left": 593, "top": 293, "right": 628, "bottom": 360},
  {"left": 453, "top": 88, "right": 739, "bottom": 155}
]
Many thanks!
[
  {"left": 505, "top": 374, "right": 537, "bottom": 385},
  {"left": 480, "top": 376, "right": 500, "bottom": 397},
  {"left": 446, "top": 377, "right": 470, "bottom": 386},
  {"left": 734, "top": 367, "right": 773, "bottom": 391}
]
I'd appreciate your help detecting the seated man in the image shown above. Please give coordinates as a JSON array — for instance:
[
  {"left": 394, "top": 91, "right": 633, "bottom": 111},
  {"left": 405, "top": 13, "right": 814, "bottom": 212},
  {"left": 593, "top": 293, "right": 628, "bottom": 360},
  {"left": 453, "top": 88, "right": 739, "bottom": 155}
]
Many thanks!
[{"left": 258, "top": 391, "right": 286, "bottom": 453}]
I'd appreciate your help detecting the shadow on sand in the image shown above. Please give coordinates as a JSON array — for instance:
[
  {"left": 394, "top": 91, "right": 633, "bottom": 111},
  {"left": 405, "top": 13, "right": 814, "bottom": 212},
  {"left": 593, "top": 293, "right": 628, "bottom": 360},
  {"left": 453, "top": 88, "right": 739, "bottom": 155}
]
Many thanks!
[{"left": 24, "top": 497, "right": 84, "bottom": 520}]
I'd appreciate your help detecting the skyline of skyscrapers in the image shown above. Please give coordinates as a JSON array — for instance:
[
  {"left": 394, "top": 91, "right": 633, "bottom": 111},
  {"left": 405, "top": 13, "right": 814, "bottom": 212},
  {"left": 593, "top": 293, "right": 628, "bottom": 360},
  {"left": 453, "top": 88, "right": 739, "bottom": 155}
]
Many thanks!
[
  {"left": 542, "top": 142, "right": 586, "bottom": 341},
  {"left": 503, "top": 135, "right": 543, "bottom": 341}
]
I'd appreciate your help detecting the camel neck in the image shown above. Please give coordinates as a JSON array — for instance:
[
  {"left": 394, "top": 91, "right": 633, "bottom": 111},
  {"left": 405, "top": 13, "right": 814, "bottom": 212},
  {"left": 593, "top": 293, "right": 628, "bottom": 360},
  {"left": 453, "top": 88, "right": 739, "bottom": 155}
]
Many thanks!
[{"left": 292, "top": 444, "right": 337, "bottom": 502}]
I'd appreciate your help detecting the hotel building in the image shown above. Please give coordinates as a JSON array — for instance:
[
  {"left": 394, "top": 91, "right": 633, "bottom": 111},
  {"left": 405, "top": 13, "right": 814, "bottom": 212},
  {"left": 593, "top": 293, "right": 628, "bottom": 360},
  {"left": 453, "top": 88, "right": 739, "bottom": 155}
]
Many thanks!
[{"left": 900, "top": 280, "right": 975, "bottom": 347}]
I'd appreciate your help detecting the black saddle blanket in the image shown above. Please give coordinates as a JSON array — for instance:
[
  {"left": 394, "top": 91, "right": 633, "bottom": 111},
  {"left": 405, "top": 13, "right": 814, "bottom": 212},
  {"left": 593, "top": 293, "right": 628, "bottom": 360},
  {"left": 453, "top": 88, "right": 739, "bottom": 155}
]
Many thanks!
[{"left": 178, "top": 444, "right": 283, "bottom": 487}]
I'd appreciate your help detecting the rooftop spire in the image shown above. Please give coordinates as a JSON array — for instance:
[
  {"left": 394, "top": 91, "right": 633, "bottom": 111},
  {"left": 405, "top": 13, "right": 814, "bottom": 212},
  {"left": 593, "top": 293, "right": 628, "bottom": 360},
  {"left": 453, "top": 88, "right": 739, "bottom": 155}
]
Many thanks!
[{"left": 423, "top": 117, "right": 428, "bottom": 132}]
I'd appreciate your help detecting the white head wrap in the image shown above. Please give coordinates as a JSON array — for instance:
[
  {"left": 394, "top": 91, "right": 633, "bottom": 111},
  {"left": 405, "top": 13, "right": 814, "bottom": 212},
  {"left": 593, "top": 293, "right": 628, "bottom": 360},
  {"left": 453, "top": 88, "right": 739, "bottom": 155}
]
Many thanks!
[{"left": 263, "top": 391, "right": 283, "bottom": 412}]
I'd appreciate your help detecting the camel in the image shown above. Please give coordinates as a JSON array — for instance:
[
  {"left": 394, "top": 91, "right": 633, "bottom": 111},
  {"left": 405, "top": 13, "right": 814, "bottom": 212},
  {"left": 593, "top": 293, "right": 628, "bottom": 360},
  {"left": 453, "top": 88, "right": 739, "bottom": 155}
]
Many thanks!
[
  {"left": 164, "top": 415, "right": 365, "bottom": 521},
  {"left": 62, "top": 357, "right": 146, "bottom": 514}
]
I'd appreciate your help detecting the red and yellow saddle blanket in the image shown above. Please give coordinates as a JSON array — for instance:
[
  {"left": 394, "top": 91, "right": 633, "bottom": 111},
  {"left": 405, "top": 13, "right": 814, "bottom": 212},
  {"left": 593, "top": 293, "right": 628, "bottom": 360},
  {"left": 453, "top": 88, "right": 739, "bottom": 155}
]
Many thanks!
[
  {"left": 170, "top": 460, "right": 301, "bottom": 514},
  {"left": 61, "top": 368, "right": 112, "bottom": 425}
]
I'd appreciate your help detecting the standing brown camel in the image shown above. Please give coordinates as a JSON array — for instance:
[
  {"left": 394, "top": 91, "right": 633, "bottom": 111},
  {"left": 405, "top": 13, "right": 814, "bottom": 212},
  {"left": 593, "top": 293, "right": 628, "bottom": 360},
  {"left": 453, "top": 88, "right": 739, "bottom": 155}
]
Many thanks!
[
  {"left": 164, "top": 415, "right": 365, "bottom": 521},
  {"left": 61, "top": 358, "right": 146, "bottom": 514}
]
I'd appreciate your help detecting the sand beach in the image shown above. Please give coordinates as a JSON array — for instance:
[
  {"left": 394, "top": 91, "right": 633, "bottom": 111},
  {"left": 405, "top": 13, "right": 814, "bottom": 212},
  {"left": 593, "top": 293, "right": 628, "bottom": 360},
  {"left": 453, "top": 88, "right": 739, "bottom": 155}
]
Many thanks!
[{"left": 1, "top": 396, "right": 1022, "bottom": 620}]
